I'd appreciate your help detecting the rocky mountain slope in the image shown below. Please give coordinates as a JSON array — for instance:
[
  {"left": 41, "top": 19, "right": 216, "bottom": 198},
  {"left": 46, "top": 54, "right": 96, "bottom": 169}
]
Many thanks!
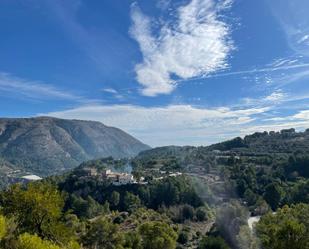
[{"left": 0, "top": 117, "right": 150, "bottom": 176}]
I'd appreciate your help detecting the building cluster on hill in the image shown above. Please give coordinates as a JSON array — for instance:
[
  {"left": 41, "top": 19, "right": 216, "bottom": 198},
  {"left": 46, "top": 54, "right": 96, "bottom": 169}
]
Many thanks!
[{"left": 82, "top": 167, "right": 145, "bottom": 186}]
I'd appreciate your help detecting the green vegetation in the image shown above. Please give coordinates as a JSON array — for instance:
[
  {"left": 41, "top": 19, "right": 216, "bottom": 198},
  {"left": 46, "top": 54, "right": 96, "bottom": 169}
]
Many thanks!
[
  {"left": 0, "top": 215, "right": 6, "bottom": 241},
  {"left": 0, "top": 174, "right": 199, "bottom": 248},
  {"left": 198, "top": 236, "right": 230, "bottom": 249},
  {"left": 1, "top": 128, "right": 309, "bottom": 248},
  {"left": 256, "top": 204, "right": 309, "bottom": 249},
  {"left": 139, "top": 221, "right": 177, "bottom": 249}
]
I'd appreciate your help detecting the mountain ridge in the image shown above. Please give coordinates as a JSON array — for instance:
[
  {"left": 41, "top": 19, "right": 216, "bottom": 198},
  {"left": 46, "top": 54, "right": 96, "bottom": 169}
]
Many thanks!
[{"left": 0, "top": 116, "right": 150, "bottom": 176}]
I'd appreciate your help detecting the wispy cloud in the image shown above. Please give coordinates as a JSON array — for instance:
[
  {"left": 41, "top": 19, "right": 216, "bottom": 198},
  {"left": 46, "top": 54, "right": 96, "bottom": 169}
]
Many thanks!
[
  {"left": 101, "top": 87, "right": 127, "bottom": 101},
  {"left": 0, "top": 72, "right": 86, "bottom": 102},
  {"left": 181, "top": 61, "right": 309, "bottom": 82},
  {"left": 240, "top": 90, "right": 287, "bottom": 107},
  {"left": 130, "top": 0, "right": 234, "bottom": 96},
  {"left": 291, "top": 110, "right": 309, "bottom": 121},
  {"left": 264, "top": 90, "right": 286, "bottom": 102},
  {"left": 243, "top": 109, "right": 309, "bottom": 135},
  {"left": 102, "top": 88, "right": 118, "bottom": 95},
  {"left": 43, "top": 104, "right": 269, "bottom": 146}
]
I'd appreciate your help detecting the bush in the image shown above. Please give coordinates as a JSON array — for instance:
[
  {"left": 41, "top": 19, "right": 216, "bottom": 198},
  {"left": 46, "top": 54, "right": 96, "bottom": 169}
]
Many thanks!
[
  {"left": 198, "top": 236, "right": 230, "bottom": 249},
  {"left": 177, "top": 231, "right": 189, "bottom": 244},
  {"left": 182, "top": 205, "right": 194, "bottom": 220},
  {"left": 196, "top": 207, "right": 207, "bottom": 221}
]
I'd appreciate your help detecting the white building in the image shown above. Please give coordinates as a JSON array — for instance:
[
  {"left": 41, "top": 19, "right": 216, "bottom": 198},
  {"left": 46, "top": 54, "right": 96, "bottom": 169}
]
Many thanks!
[
  {"left": 21, "top": 175, "right": 42, "bottom": 181},
  {"left": 112, "top": 173, "right": 136, "bottom": 186}
]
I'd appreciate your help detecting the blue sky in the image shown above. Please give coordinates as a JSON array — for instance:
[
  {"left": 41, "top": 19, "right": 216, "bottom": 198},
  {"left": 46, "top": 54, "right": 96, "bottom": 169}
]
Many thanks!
[{"left": 1, "top": 0, "right": 309, "bottom": 146}]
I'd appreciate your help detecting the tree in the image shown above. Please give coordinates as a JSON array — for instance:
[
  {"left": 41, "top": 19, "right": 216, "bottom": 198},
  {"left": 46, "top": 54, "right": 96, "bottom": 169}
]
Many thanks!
[
  {"left": 288, "top": 180, "right": 309, "bottom": 204},
  {"left": 263, "top": 183, "right": 285, "bottom": 210},
  {"left": 0, "top": 182, "right": 75, "bottom": 244},
  {"left": 110, "top": 191, "right": 120, "bottom": 208},
  {"left": 198, "top": 236, "right": 230, "bottom": 249},
  {"left": 82, "top": 217, "right": 124, "bottom": 249},
  {"left": 139, "top": 221, "right": 177, "bottom": 249},
  {"left": 0, "top": 216, "right": 18, "bottom": 249},
  {"left": 16, "top": 234, "right": 80, "bottom": 249},
  {"left": 181, "top": 204, "right": 194, "bottom": 220},
  {"left": 177, "top": 231, "right": 189, "bottom": 244},
  {"left": 123, "top": 231, "right": 142, "bottom": 249},
  {"left": 123, "top": 192, "right": 141, "bottom": 212},
  {"left": 85, "top": 196, "right": 105, "bottom": 218},
  {"left": 253, "top": 197, "right": 270, "bottom": 216},
  {"left": 16, "top": 233, "right": 61, "bottom": 249},
  {"left": 256, "top": 204, "right": 309, "bottom": 249},
  {"left": 0, "top": 215, "right": 6, "bottom": 241},
  {"left": 196, "top": 207, "right": 208, "bottom": 221},
  {"left": 244, "top": 189, "right": 257, "bottom": 207}
]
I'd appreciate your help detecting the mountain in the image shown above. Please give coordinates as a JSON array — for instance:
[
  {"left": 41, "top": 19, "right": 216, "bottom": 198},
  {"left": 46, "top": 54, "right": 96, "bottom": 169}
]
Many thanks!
[{"left": 0, "top": 117, "right": 150, "bottom": 176}]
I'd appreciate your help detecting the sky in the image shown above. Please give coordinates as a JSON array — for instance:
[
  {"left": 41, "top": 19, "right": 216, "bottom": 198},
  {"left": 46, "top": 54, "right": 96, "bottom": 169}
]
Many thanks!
[{"left": 1, "top": 0, "right": 309, "bottom": 147}]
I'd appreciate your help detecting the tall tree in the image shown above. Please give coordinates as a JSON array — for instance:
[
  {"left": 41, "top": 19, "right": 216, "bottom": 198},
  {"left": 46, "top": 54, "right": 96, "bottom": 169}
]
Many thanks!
[
  {"left": 82, "top": 217, "right": 124, "bottom": 249},
  {"left": 263, "top": 183, "right": 285, "bottom": 210},
  {"left": 139, "top": 221, "right": 177, "bottom": 249}
]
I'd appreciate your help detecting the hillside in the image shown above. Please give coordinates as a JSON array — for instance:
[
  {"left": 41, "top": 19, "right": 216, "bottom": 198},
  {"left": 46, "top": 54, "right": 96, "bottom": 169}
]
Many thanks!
[
  {"left": 207, "top": 128, "right": 309, "bottom": 154},
  {"left": 0, "top": 117, "right": 150, "bottom": 176},
  {"left": 133, "top": 128, "right": 309, "bottom": 207},
  {"left": 135, "top": 129, "right": 309, "bottom": 165}
]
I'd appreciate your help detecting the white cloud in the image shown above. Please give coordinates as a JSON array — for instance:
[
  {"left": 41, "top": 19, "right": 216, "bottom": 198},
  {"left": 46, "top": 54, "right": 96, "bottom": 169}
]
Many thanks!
[
  {"left": 130, "top": 0, "right": 234, "bottom": 96},
  {"left": 298, "top": 35, "right": 309, "bottom": 45},
  {"left": 294, "top": 110, "right": 309, "bottom": 120},
  {"left": 256, "top": 109, "right": 309, "bottom": 131},
  {"left": 0, "top": 72, "right": 85, "bottom": 102},
  {"left": 101, "top": 87, "right": 128, "bottom": 101},
  {"left": 41, "top": 104, "right": 309, "bottom": 147},
  {"left": 43, "top": 104, "right": 268, "bottom": 146},
  {"left": 264, "top": 90, "right": 286, "bottom": 102},
  {"left": 182, "top": 61, "right": 309, "bottom": 83},
  {"left": 240, "top": 90, "right": 287, "bottom": 108},
  {"left": 102, "top": 88, "right": 118, "bottom": 94}
]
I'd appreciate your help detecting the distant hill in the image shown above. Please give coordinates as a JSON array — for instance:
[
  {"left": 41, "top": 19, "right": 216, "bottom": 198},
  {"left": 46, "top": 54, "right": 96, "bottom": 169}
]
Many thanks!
[
  {"left": 208, "top": 128, "right": 309, "bottom": 154},
  {"left": 133, "top": 128, "right": 309, "bottom": 171},
  {"left": 0, "top": 117, "right": 150, "bottom": 176},
  {"left": 138, "top": 129, "right": 309, "bottom": 158}
]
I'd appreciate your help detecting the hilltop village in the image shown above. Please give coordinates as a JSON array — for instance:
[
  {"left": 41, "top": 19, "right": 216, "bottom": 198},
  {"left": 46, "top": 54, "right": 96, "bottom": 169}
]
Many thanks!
[
  {"left": 80, "top": 166, "right": 183, "bottom": 186},
  {"left": 82, "top": 167, "right": 141, "bottom": 186}
]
